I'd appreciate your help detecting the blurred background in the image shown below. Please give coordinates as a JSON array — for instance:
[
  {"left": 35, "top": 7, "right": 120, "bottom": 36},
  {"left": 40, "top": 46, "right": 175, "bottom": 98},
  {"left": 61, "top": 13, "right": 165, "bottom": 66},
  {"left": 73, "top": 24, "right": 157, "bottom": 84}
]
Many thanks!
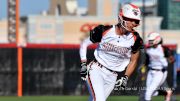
[{"left": 0, "top": 0, "right": 180, "bottom": 100}]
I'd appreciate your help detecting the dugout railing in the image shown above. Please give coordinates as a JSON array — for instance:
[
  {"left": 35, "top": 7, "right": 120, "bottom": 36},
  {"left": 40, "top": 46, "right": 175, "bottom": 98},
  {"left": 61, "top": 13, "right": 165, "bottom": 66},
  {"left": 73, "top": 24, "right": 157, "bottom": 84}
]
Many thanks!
[{"left": 0, "top": 43, "right": 178, "bottom": 96}]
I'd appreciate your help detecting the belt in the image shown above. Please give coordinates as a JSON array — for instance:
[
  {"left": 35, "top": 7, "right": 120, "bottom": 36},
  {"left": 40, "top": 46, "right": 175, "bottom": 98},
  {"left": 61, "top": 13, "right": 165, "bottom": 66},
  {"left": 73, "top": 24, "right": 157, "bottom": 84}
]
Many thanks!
[
  {"left": 150, "top": 68, "right": 167, "bottom": 72},
  {"left": 93, "top": 59, "right": 116, "bottom": 74}
]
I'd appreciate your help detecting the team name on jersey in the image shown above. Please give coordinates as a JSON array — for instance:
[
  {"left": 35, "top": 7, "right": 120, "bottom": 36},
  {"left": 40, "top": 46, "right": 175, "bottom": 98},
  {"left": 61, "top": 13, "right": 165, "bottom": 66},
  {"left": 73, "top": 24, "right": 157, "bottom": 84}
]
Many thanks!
[{"left": 101, "top": 42, "right": 130, "bottom": 54}]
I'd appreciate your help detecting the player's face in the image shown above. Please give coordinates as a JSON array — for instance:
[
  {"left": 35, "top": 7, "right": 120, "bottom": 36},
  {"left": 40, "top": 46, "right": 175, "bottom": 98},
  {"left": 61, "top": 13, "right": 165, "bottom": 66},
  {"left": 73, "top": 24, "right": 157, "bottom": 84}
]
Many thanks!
[
  {"left": 123, "top": 16, "right": 140, "bottom": 31},
  {"left": 149, "top": 40, "right": 154, "bottom": 46},
  {"left": 149, "top": 40, "right": 157, "bottom": 47}
]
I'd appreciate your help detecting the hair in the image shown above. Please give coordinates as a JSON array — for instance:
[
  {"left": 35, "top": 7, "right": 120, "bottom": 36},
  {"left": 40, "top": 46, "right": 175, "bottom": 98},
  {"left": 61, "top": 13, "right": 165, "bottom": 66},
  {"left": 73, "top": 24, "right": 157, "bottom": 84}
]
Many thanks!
[{"left": 159, "top": 38, "right": 163, "bottom": 44}]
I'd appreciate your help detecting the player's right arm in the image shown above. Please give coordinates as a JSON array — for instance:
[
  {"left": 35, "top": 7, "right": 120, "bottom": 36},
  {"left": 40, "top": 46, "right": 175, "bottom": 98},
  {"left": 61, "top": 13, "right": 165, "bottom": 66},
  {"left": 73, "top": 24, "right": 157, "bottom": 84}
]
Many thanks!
[
  {"left": 79, "top": 25, "right": 112, "bottom": 80},
  {"left": 79, "top": 25, "right": 103, "bottom": 62},
  {"left": 79, "top": 37, "right": 93, "bottom": 63},
  {"left": 80, "top": 24, "right": 112, "bottom": 62},
  {"left": 79, "top": 25, "right": 102, "bottom": 80},
  {"left": 79, "top": 37, "right": 93, "bottom": 80}
]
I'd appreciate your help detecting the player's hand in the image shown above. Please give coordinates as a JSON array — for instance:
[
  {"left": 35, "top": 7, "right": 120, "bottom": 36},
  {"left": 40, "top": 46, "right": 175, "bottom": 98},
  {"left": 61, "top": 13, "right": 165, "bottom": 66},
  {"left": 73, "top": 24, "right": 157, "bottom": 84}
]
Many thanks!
[
  {"left": 80, "top": 62, "right": 87, "bottom": 81},
  {"left": 114, "top": 75, "right": 128, "bottom": 90}
]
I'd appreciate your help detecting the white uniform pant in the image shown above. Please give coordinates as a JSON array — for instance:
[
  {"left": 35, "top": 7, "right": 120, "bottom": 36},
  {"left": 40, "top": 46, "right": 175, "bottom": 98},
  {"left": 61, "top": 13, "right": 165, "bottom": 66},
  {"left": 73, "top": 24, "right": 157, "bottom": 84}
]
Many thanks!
[
  {"left": 86, "top": 61, "right": 117, "bottom": 101},
  {"left": 145, "top": 70, "right": 167, "bottom": 100}
]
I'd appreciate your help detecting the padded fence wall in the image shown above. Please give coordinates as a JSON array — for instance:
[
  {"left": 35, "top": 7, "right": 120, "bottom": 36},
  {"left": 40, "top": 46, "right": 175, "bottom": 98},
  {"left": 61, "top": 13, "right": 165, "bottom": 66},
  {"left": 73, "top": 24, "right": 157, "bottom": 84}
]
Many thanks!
[
  {"left": 0, "top": 44, "right": 177, "bottom": 95},
  {"left": 0, "top": 48, "right": 17, "bottom": 95},
  {"left": 22, "top": 47, "right": 95, "bottom": 95}
]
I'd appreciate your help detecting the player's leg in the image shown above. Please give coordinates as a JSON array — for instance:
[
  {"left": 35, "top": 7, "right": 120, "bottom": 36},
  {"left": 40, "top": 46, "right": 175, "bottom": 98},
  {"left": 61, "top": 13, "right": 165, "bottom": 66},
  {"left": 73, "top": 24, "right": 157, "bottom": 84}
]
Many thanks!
[
  {"left": 159, "top": 71, "right": 172, "bottom": 101},
  {"left": 157, "top": 88, "right": 172, "bottom": 101},
  {"left": 145, "top": 71, "right": 164, "bottom": 101},
  {"left": 155, "top": 71, "right": 167, "bottom": 96},
  {"left": 104, "top": 72, "right": 117, "bottom": 100},
  {"left": 86, "top": 62, "right": 106, "bottom": 101},
  {"left": 145, "top": 71, "right": 153, "bottom": 101},
  {"left": 86, "top": 62, "right": 94, "bottom": 101},
  {"left": 86, "top": 81, "right": 93, "bottom": 101},
  {"left": 151, "top": 71, "right": 172, "bottom": 101},
  {"left": 165, "top": 89, "right": 172, "bottom": 101},
  {"left": 152, "top": 91, "right": 159, "bottom": 96},
  {"left": 159, "top": 71, "right": 167, "bottom": 86}
]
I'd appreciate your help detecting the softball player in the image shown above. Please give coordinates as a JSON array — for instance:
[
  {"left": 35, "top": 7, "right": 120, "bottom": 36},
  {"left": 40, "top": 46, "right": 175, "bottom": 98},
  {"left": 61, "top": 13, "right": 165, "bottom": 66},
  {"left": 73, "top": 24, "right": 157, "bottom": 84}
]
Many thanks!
[
  {"left": 80, "top": 3, "right": 144, "bottom": 101},
  {"left": 145, "top": 32, "right": 174, "bottom": 101}
]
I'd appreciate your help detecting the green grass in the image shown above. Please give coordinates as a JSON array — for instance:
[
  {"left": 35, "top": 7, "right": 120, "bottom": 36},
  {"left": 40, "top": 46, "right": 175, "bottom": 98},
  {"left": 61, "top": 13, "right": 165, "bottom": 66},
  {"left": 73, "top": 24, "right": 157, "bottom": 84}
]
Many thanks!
[{"left": 0, "top": 96, "right": 179, "bottom": 101}]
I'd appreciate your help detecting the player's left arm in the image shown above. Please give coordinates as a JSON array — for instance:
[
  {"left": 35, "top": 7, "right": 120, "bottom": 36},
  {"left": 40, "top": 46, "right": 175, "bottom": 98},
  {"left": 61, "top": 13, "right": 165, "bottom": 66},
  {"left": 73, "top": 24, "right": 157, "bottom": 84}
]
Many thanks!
[
  {"left": 125, "top": 50, "right": 140, "bottom": 77},
  {"left": 163, "top": 46, "right": 175, "bottom": 63},
  {"left": 115, "top": 52, "right": 139, "bottom": 90},
  {"left": 125, "top": 32, "right": 144, "bottom": 77},
  {"left": 115, "top": 53, "right": 140, "bottom": 90},
  {"left": 115, "top": 32, "right": 143, "bottom": 90}
]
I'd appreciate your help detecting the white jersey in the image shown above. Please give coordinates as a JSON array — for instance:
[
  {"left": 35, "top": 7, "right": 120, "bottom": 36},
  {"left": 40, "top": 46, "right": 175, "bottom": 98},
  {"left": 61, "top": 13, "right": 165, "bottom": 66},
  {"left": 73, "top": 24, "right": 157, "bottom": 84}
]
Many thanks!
[
  {"left": 146, "top": 44, "right": 168, "bottom": 69},
  {"left": 80, "top": 25, "right": 143, "bottom": 72}
]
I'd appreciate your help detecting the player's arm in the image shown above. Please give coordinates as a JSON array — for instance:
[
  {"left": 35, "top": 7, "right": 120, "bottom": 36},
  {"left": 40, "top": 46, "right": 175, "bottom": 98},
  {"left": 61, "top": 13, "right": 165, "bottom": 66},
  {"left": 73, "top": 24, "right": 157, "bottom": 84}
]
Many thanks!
[
  {"left": 79, "top": 25, "right": 112, "bottom": 80},
  {"left": 126, "top": 32, "right": 144, "bottom": 77},
  {"left": 163, "top": 46, "right": 175, "bottom": 63},
  {"left": 115, "top": 32, "right": 144, "bottom": 90},
  {"left": 115, "top": 51, "right": 140, "bottom": 90},
  {"left": 80, "top": 25, "right": 102, "bottom": 62},
  {"left": 80, "top": 25, "right": 112, "bottom": 62},
  {"left": 125, "top": 50, "right": 140, "bottom": 77},
  {"left": 79, "top": 37, "right": 93, "bottom": 80},
  {"left": 80, "top": 37, "right": 93, "bottom": 62},
  {"left": 145, "top": 51, "right": 150, "bottom": 66}
]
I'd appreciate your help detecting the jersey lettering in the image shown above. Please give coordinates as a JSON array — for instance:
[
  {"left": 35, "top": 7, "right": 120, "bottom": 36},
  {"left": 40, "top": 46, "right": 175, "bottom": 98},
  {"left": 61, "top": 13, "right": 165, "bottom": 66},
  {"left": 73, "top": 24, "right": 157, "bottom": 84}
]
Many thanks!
[{"left": 101, "top": 42, "right": 130, "bottom": 54}]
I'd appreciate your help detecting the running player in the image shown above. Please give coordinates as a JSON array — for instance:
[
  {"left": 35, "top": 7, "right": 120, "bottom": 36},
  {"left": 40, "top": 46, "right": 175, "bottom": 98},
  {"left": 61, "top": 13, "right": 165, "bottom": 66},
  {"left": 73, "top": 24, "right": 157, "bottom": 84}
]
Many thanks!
[
  {"left": 145, "top": 32, "right": 174, "bottom": 101},
  {"left": 80, "top": 3, "right": 143, "bottom": 101}
]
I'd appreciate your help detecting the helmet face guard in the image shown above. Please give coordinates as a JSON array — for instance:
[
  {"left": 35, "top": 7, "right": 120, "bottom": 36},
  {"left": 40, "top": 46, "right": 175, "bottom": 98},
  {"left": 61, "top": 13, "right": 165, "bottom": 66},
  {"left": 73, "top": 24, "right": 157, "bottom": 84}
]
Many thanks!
[
  {"left": 118, "top": 15, "right": 140, "bottom": 31},
  {"left": 118, "top": 15, "right": 128, "bottom": 31},
  {"left": 148, "top": 40, "right": 155, "bottom": 46}
]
